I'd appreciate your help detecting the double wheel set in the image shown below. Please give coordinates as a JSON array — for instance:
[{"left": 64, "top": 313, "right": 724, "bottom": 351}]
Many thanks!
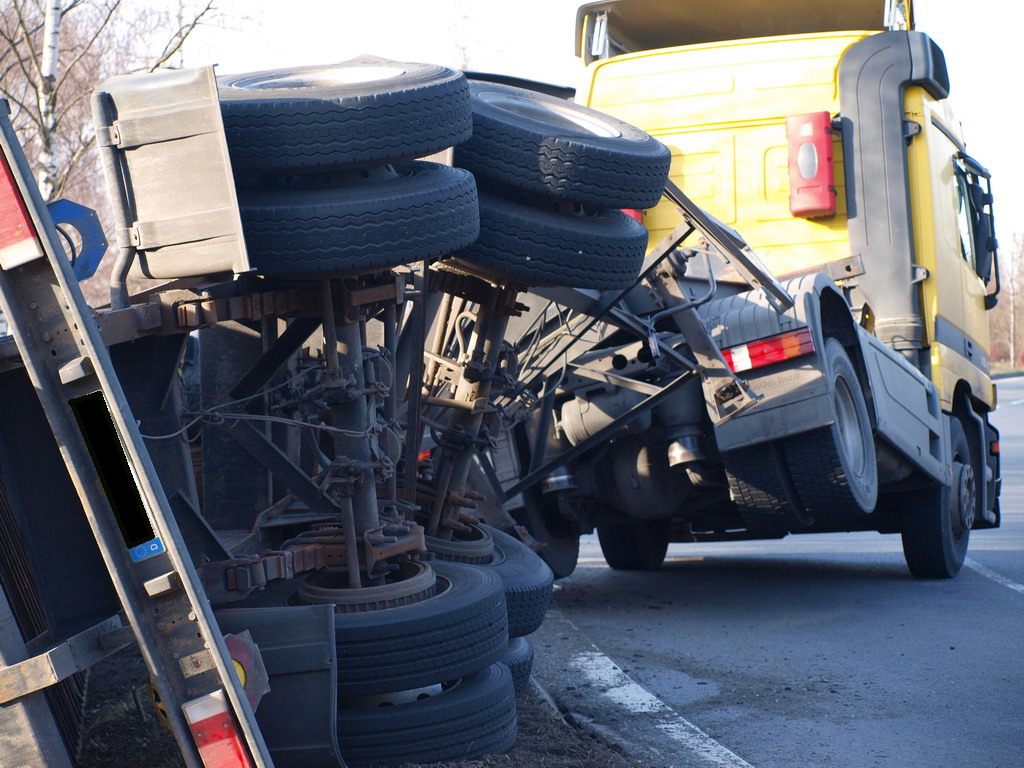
[{"left": 202, "top": 57, "right": 670, "bottom": 765}]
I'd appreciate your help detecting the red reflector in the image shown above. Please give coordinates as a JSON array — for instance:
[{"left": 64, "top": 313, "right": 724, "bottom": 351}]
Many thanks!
[
  {"left": 785, "top": 111, "right": 836, "bottom": 218},
  {"left": 990, "top": 440, "right": 999, "bottom": 455},
  {"left": 0, "top": 153, "right": 43, "bottom": 267},
  {"left": 183, "top": 690, "right": 254, "bottom": 768},
  {"left": 417, "top": 449, "right": 432, "bottom": 462},
  {"left": 722, "top": 328, "right": 815, "bottom": 373},
  {"left": 621, "top": 208, "right": 644, "bottom": 223}
]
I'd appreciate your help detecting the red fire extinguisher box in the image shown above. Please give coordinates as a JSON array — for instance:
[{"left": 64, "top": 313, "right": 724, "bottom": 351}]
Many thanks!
[{"left": 785, "top": 111, "right": 837, "bottom": 218}]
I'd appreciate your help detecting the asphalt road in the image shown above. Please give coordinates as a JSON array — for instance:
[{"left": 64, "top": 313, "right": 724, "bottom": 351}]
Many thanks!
[{"left": 532, "top": 376, "right": 1024, "bottom": 768}]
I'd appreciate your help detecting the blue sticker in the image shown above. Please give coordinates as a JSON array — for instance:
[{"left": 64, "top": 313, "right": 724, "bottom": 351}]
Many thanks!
[{"left": 129, "top": 537, "right": 165, "bottom": 562}]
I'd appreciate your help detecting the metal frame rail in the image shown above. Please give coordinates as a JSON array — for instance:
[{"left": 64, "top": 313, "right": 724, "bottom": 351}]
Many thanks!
[{"left": 0, "top": 101, "right": 272, "bottom": 767}]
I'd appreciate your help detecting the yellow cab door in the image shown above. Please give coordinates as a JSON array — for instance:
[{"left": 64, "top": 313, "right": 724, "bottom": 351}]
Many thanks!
[{"left": 907, "top": 92, "right": 997, "bottom": 408}]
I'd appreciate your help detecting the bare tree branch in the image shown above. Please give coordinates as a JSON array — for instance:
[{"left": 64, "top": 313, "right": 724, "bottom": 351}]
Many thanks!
[
  {"left": 0, "top": 22, "right": 45, "bottom": 119},
  {"left": 145, "top": 0, "right": 216, "bottom": 72},
  {"left": 1, "top": 0, "right": 220, "bottom": 219},
  {"left": 54, "top": 0, "right": 120, "bottom": 93},
  {"left": 11, "top": 1, "right": 46, "bottom": 83}
]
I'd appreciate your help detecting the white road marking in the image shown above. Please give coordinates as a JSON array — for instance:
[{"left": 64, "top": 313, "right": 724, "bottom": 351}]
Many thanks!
[
  {"left": 571, "top": 649, "right": 756, "bottom": 768},
  {"left": 965, "top": 558, "right": 1024, "bottom": 596},
  {"left": 1009, "top": 398, "right": 1024, "bottom": 406}
]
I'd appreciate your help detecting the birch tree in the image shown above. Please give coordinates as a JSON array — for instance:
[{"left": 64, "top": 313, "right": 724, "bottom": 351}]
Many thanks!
[{"left": 0, "top": 0, "right": 217, "bottom": 204}]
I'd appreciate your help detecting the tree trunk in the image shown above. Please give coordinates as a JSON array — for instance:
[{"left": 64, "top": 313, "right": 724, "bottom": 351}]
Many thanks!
[{"left": 36, "top": 0, "right": 62, "bottom": 201}]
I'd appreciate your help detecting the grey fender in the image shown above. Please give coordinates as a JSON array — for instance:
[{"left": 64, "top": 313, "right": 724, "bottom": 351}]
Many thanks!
[
  {"left": 699, "top": 273, "right": 949, "bottom": 485},
  {"left": 700, "top": 274, "right": 864, "bottom": 453}
]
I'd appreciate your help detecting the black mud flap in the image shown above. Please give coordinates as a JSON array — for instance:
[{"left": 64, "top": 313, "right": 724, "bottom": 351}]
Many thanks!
[{"left": 216, "top": 604, "right": 344, "bottom": 768}]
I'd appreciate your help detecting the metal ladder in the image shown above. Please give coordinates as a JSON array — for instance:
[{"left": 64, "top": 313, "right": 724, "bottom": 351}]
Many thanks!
[{"left": 0, "top": 102, "right": 273, "bottom": 767}]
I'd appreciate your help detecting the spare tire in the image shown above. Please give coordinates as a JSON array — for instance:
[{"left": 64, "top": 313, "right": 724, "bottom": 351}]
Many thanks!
[
  {"left": 448, "top": 190, "right": 647, "bottom": 289},
  {"left": 337, "top": 663, "right": 516, "bottom": 767},
  {"left": 455, "top": 81, "right": 671, "bottom": 209},
  {"left": 238, "top": 162, "right": 479, "bottom": 275},
  {"left": 220, "top": 57, "right": 472, "bottom": 172}
]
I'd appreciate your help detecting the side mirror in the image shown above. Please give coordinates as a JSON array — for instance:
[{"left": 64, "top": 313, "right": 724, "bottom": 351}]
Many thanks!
[{"left": 968, "top": 182, "right": 995, "bottom": 282}]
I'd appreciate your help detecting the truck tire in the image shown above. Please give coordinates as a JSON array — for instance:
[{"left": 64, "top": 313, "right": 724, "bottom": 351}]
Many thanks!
[
  {"left": 425, "top": 522, "right": 495, "bottom": 565},
  {"left": 723, "top": 443, "right": 811, "bottom": 536},
  {"left": 522, "top": 501, "right": 581, "bottom": 579},
  {"left": 500, "top": 636, "right": 535, "bottom": 695},
  {"left": 482, "top": 525, "right": 553, "bottom": 638},
  {"left": 783, "top": 338, "right": 878, "bottom": 524},
  {"left": 428, "top": 524, "right": 554, "bottom": 638},
  {"left": 332, "top": 561, "right": 508, "bottom": 696},
  {"left": 337, "top": 663, "right": 516, "bottom": 767},
  {"left": 238, "top": 162, "right": 479, "bottom": 275},
  {"left": 455, "top": 81, "right": 671, "bottom": 209},
  {"left": 597, "top": 520, "right": 670, "bottom": 570},
  {"left": 219, "top": 58, "right": 472, "bottom": 172},
  {"left": 449, "top": 190, "right": 647, "bottom": 289},
  {"left": 901, "top": 418, "right": 972, "bottom": 578},
  {"left": 538, "top": 533, "right": 580, "bottom": 580}
]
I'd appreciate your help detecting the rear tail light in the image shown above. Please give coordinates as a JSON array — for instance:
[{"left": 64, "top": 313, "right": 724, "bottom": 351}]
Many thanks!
[
  {"left": 785, "top": 111, "right": 836, "bottom": 218},
  {"left": 721, "top": 328, "right": 815, "bottom": 373},
  {"left": 990, "top": 440, "right": 999, "bottom": 455},
  {"left": 0, "top": 153, "right": 43, "bottom": 268},
  {"left": 182, "top": 690, "right": 254, "bottom": 768}
]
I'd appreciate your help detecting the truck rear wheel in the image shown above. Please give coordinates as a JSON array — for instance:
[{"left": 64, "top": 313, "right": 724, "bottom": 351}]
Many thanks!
[
  {"left": 448, "top": 190, "right": 647, "bottom": 289},
  {"left": 522, "top": 501, "right": 581, "bottom": 579},
  {"left": 337, "top": 662, "right": 516, "bottom": 767},
  {"left": 597, "top": 520, "right": 670, "bottom": 571},
  {"left": 500, "top": 636, "right": 535, "bottom": 695},
  {"left": 723, "top": 443, "right": 811, "bottom": 536},
  {"left": 783, "top": 337, "right": 877, "bottom": 524},
  {"left": 237, "top": 162, "right": 479, "bottom": 275},
  {"left": 455, "top": 81, "right": 671, "bottom": 209},
  {"left": 330, "top": 560, "right": 509, "bottom": 697},
  {"left": 219, "top": 58, "right": 472, "bottom": 172},
  {"left": 239, "top": 560, "right": 509, "bottom": 697},
  {"left": 481, "top": 525, "right": 554, "bottom": 638},
  {"left": 427, "top": 524, "right": 554, "bottom": 638},
  {"left": 901, "top": 418, "right": 972, "bottom": 578}
]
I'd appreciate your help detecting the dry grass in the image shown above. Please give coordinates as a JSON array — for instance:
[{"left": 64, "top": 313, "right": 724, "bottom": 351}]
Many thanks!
[{"left": 80, "top": 644, "right": 632, "bottom": 768}]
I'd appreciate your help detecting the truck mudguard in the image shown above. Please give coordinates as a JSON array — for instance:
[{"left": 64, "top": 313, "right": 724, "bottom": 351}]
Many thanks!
[{"left": 701, "top": 274, "right": 844, "bottom": 452}]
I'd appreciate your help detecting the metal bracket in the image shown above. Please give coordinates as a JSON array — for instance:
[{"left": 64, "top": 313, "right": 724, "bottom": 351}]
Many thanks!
[
  {"left": 663, "top": 180, "right": 794, "bottom": 312},
  {"left": 0, "top": 615, "right": 130, "bottom": 705}
]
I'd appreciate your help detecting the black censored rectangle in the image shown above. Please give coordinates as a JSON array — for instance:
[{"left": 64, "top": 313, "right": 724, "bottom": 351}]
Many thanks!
[{"left": 69, "top": 391, "right": 155, "bottom": 549}]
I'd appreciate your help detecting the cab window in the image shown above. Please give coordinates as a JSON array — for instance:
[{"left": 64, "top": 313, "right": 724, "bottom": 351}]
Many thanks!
[{"left": 953, "top": 159, "right": 975, "bottom": 270}]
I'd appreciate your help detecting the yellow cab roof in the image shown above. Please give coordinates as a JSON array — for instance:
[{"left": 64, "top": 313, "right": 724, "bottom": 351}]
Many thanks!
[{"left": 575, "top": 0, "right": 913, "bottom": 61}]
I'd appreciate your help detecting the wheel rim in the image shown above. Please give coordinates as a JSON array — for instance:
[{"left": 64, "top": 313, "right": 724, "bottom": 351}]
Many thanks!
[
  {"left": 298, "top": 559, "right": 437, "bottom": 613},
  {"left": 955, "top": 462, "right": 976, "bottom": 534},
  {"left": 477, "top": 91, "right": 623, "bottom": 138},
  {"left": 228, "top": 66, "right": 408, "bottom": 90},
  {"left": 425, "top": 523, "right": 496, "bottom": 565},
  {"left": 833, "top": 374, "right": 868, "bottom": 476}
]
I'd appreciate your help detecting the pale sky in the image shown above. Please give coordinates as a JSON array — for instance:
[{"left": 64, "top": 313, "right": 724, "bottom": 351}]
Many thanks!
[{"left": 179, "top": 0, "right": 1023, "bottom": 247}]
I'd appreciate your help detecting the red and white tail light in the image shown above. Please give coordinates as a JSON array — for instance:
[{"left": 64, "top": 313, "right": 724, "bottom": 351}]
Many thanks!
[
  {"left": 721, "top": 327, "right": 815, "bottom": 373},
  {"left": 183, "top": 689, "right": 255, "bottom": 768}
]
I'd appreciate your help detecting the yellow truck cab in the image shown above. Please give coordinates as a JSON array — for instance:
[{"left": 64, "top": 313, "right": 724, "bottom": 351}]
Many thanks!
[{"left": 564, "top": 0, "right": 1000, "bottom": 576}]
